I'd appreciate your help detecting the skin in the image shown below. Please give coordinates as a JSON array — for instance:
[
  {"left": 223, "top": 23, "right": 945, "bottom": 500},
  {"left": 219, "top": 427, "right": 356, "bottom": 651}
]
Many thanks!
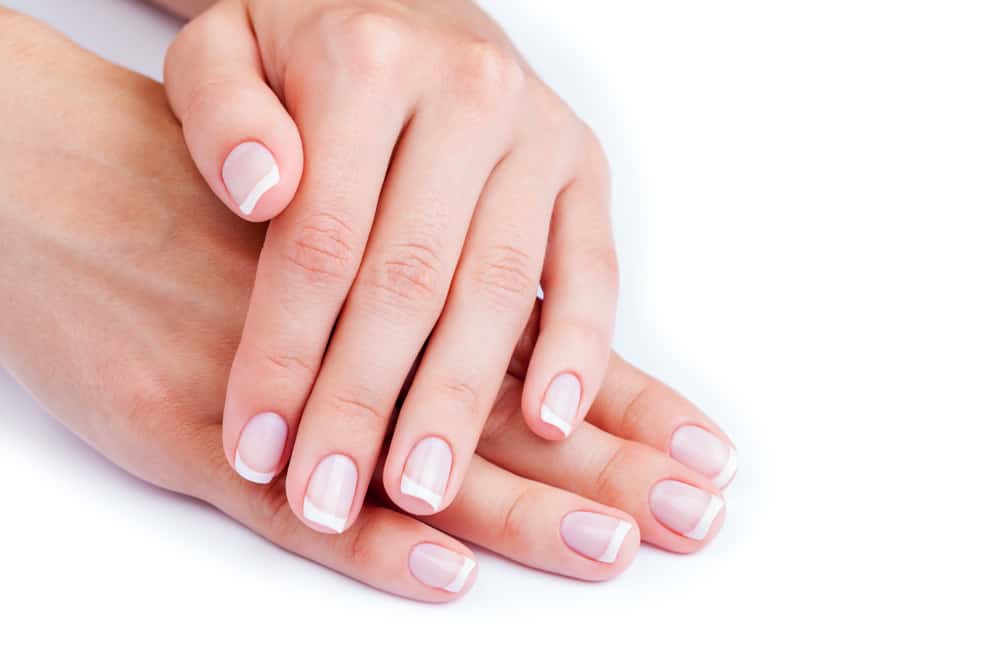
[
  {"left": 155, "top": 0, "right": 620, "bottom": 531},
  {"left": 0, "top": 10, "right": 733, "bottom": 601}
]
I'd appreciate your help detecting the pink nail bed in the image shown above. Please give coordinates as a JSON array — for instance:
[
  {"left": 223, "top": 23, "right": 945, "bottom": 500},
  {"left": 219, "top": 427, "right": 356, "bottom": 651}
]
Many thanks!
[
  {"left": 222, "top": 141, "right": 279, "bottom": 216},
  {"left": 409, "top": 543, "right": 476, "bottom": 593},
  {"left": 401, "top": 437, "right": 453, "bottom": 511},
  {"left": 303, "top": 454, "right": 358, "bottom": 533},
  {"left": 233, "top": 412, "right": 287, "bottom": 484},
  {"left": 649, "top": 479, "right": 724, "bottom": 541},
  {"left": 540, "top": 372, "right": 581, "bottom": 437},
  {"left": 560, "top": 511, "right": 633, "bottom": 564},
  {"left": 670, "top": 425, "right": 738, "bottom": 487}
]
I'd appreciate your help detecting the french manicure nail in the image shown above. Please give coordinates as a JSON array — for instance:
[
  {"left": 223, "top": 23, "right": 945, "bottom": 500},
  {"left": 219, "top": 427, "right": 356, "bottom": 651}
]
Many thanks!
[
  {"left": 222, "top": 141, "right": 279, "bottom": 215},
  {"left": 233, "top": 412, "right": 287, "bottom": 484},
  {"left": 540, "top": 372, "right": 581, "bottom": 437},
  {"left": 670, "top": 425, "right": 738, "bottom": 487},
  {"left": 560, "top": 511, "right": 633, "bottom": 564},
  {"left": 401, "top": 437, "right": 453, "bottom": 511},
  {"left": 303, "top": 454, "right": 357, "bottom": 533},
  {"left": 409, "top": 543, "right": 476, "bottom": 593},
  {"left": 649, "top": 479, "right": 724, "bottom": 541}
]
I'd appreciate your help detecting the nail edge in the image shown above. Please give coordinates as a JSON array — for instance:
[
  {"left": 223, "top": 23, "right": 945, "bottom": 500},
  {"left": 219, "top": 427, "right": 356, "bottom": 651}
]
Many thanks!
[
  {"left": 540, "top": 405, "right": 572, "bottom": 437},
  {"left": 237, "top": 164, "right": 280, "bottom": 215},
  {"left": 684, "top": 494, "right": 724, "bottom": 541},
  {"left": 234, "top": 451, "right": 275, "bottom": 485},
  {"left": 443, "top": 556, "right": 476, "bottom": 593},
  {"left": 596, "top": 520, "right": 633, "bottom": 564},
  {"left": 401, "top": 475, "right": 444, "bottom": 511},
  {"left": 303, "top": 496, "right": 347, "bottom": 534}
]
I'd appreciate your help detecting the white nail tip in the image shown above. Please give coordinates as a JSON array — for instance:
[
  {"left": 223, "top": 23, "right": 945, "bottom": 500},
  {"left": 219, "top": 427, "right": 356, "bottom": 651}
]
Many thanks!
[
  {"left": 597, "top": 520, "right": 633, "bottom": 564},
  {"left": 234, "top": 451, "right": 275, "bottom": 485},
  {"left": 302, "top": 497, "right": 347, "bottom": 534},
  {"left": 540, "top": 405, "right": 572, "bottom": 437},
  {"left": 712, "top": 449, "right": 739, "bottom": 488},
  {"left": 444, "top": 556, "right": 476, "bottom": 593},
  {"left": 237, "top": 164, "right": 279, "bottom": 215},
  {"left": 400, "top": 475, "right": 443, "bottom": 511},
  {"left": 684, "top": 495, "right": 724, "bottom": 541}
]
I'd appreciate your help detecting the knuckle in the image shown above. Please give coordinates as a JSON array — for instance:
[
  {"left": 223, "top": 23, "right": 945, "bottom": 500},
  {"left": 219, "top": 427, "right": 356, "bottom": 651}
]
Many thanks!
[
  {"left": 473, "top": 244, "right": 537, "bottom": 308},
  {"left": 174, "top": 76, "right": 246, "bottom": 127},
  {"left": 619, "top": 382, "right": 659, "bottom": 441},
  {"left": 583, "top": 243, "right": 621, "bottom": 290},
  {"left": 564, "top": 316, "right": 614, "bottom": 355},
  {"left": 530, "top": 85, "right": 573, "bottom": 137},
  {"left": 319, "top": 8, "right": 410, "bottom": 78},
  {"left": 367, "top": 241, "right": 445, "bottom": 310},
  {"left": 321, "top": 387, "right": 386, "bottom": 424},
  {"left": 282, "top": 212, "right": 358, "bottom": 284},
  {"left": 262, "top": 351, "right": 315, "bottom": 375},
  {"left": 439, "top": 377, "right": 482, "bottom": 415},
  {"left": 500, "top": 486, "right": 545, "bottom": 547},
  {"left": 579, "top": 125, "right": 612, "bottom": 180},
  {"left": 450, "top": 39, "right": 524, "bottom": 107},
  {"left": 592, "top": 446, "right": 633, "bottom": 505}
]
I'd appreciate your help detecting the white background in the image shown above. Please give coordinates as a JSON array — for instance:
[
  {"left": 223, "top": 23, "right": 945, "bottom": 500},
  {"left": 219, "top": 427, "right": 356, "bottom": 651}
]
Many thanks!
[{"left": 1, "top": 0, "right": 997, "bottom": 664}]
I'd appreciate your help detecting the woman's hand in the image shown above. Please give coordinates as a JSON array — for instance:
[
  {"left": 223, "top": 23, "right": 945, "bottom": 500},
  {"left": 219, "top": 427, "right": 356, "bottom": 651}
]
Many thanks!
[
  {"left": 162, "top": 0, "right": 620, "bottom": 531},
  {"left": 0, "top": 10, "right": 736, "bottom": 601}
]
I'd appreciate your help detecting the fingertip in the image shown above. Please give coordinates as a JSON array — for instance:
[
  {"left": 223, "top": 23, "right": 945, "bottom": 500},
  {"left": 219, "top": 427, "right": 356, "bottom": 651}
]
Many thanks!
[
  {"left": 386, "top": 435, "right": 458, "bottom": 516},
  {"left": 522, "top": 370, "right": 584, "bottom": 441},
  {"left": 221, "top": 140, "right": 288, "bottom": 221},
  {"left": 408, "top": 543, "right": 478, "bottom": 599}
]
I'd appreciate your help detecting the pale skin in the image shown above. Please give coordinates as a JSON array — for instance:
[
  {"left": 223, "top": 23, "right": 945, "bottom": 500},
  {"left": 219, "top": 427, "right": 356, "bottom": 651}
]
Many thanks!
[
  {"left": 149, "top": 0, "right": 622, "bottom": 533},
  {"left": 0, "top": 9, "right": 737, "bottom": 599}
]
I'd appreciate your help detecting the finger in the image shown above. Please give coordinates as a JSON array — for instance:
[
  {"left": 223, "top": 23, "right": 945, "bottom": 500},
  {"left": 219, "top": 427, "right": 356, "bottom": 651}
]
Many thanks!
[
  {"left": 588, "top": 352, "right": 739, "bottom": 488},
  {"left": 219, "top": 28, "right": 414, "bottom": 485},
  {"left": 522, "top": 134, "right": 618, "bottom": 441},
  {"left": 382, "top": 147, "right": 560, "bottom": 515},
  {"left": 480, "top": 378, "right": 726, "bottom": 553},
  {"left": 164, "top": 0, "right": 302, "bottom": 221},
  {"left": 422, "top": 456, "right": 639, "bottom": 580},
  {"left": 285, "top": 101, "right": 510, "bottom": 533},
  {"left": 195, "top": 428, "right": 477, "bottom": 602}
]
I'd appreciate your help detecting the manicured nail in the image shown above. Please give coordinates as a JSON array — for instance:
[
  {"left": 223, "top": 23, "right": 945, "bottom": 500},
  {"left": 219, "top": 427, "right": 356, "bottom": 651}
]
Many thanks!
[
  {"left": 409, "top": 543, "right": 476, "bottom": 593},
  {"left": 222, "top": 141, "right": 279, "bottom": 216},
  {"left": 540, "top": 372, "right": 581, "bottom": 437},
  {"left": 669, "top": 425, "right": 738, "bottom": 487},
  {"left": 303, "top": 454, "right": 357, "bottom": 533},
  {"left": 649, "top": 480, "right": 724, "bottom": 541},
  {"left": 560, "top": 511, "right": 633, "bottom": 564},
  {"left": 233, "top": 412, "right": 287, "bottom": 484},
  {"left": 401, "top": 437, "right": 453, "bottom": 511}
]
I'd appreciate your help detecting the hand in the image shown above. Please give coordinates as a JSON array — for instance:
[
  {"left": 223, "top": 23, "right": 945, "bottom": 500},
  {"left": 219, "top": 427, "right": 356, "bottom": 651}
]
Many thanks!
[
  {"left": 0, "top": 12, "right": 736, "bottom": 600},
  {"left": 163, "top": 0, "right": 619, "bottom": 530}
]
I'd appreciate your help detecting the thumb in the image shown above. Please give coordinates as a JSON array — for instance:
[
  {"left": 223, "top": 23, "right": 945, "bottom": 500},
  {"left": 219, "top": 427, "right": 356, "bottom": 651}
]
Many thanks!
[{"left": 164, "top": 0, "right": 302, "bottom": 221}]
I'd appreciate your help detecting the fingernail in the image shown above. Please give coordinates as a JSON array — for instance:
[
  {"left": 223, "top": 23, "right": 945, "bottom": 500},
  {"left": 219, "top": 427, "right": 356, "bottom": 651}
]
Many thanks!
[
  {"left": 222, "top": 141, "right": 279, "bottom": 216},
  {"left": 401, "top": 437, "right": 453, "bottom": 511},
  {"left": 303, "top": 454, "right": 358, "bottom": 533},
  {"left": 540, "top": 372, "right": 581, "bottom": 437},
  {"left": 409, "top": 543, "right": 476, "bottom": 593},
  {"left": 649, "top": 480, "right": 724, "bottom": 541},
  {"left": 669, "top": 425, "right": 738, "bottom": 487},
  {"left": 560, "top": 511, "right": 633, "bottom": 564},
  {"left": 233, "top": 412, "right": 287, "bottom": 484}
]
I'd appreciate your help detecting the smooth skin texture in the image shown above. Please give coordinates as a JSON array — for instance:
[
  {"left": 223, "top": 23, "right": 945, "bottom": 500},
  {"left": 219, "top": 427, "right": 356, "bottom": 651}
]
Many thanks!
[
  {"left": 0, "top": 10, "right": 736, "bottom": 600},
  {"left": 159, "top": 0, "right": 620, "bottom": 530}
]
